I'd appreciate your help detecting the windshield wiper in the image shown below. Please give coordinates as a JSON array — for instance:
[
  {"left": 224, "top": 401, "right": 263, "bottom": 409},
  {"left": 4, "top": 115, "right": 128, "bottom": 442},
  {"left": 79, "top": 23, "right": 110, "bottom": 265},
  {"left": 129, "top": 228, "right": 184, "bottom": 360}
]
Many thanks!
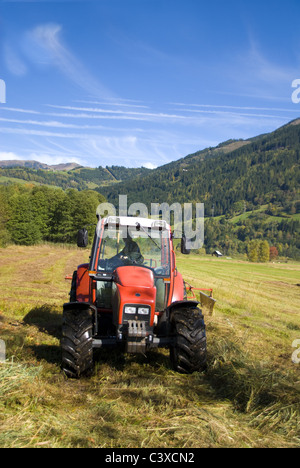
[{"left": 136, "top": 222, "right": 161, "bottom": 250}]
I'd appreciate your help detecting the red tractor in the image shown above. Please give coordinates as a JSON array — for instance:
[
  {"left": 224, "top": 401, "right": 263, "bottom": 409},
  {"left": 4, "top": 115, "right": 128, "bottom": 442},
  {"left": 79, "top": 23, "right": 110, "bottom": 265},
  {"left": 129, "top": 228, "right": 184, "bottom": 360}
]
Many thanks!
[{"left": 61, "top": 216, "right": 209, "bottom": 378}]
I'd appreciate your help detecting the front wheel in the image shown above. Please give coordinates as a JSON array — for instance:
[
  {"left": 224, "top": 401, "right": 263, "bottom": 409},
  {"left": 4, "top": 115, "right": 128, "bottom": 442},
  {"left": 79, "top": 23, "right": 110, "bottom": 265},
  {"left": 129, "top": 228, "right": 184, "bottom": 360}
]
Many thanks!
[
  {"left": 61, "top": 308, "right": 94, "bottom": 378},
  {"left": 170, "top": 306, "right": 207, "bottom": 374}
]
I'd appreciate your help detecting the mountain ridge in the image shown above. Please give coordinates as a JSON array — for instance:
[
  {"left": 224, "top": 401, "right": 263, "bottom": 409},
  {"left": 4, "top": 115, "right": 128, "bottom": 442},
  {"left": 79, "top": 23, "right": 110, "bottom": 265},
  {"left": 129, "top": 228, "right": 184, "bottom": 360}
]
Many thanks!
[{"left": 0, "top": 160, "right": 82, "bottom": 171}]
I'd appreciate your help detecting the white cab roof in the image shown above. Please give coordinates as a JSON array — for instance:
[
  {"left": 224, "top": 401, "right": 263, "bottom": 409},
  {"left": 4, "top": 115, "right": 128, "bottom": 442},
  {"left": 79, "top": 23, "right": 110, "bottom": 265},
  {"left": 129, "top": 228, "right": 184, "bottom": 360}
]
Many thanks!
[{"left": 101, "top": 216, "right": 170, "bottom": 231}]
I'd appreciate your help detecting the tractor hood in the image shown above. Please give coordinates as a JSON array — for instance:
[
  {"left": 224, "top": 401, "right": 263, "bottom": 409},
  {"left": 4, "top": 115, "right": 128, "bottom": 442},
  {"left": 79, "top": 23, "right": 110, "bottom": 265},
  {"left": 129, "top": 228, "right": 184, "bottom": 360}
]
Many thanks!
[
  {"left": 112, "top": 266, "right": 156, "bottom": 327},
  {"left": 113, "top": 266, "right": 155, "bottom": 289}
]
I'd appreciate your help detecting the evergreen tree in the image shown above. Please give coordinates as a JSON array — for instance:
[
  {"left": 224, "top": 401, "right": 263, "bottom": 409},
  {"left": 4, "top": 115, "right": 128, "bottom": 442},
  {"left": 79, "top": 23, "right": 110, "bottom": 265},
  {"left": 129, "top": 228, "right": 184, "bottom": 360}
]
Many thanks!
[
  {"left": 0, "top": 190, "right": 11, "bottom": 247},
  {"left": 7, "top": 192, "right": 42, "bottom": 245},
  {"left": 48, "top": 191, "right": 74, "bottom": 243}
]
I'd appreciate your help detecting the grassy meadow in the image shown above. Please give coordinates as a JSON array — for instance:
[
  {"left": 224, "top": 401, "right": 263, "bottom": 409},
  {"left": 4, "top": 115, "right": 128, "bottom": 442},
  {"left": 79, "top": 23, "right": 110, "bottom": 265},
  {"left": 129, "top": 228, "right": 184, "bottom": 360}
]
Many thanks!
[{"left": 0, "top": 245, "right": 299, "bottom": 448}]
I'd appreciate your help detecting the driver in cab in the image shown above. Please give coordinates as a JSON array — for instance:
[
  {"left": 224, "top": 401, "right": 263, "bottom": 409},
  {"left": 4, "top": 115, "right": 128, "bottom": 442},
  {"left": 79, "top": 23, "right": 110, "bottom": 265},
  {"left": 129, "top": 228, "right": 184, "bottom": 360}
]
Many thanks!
[{"left": 119, "top": 234, "right": 144, "bottom": 265}]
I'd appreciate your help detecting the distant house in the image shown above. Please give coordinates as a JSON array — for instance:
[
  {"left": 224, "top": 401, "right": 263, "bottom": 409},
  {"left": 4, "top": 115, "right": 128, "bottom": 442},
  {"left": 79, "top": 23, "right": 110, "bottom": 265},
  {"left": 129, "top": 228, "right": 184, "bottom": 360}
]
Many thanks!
[{"left": 212, "top": 250, "right": 223, "bottom": 257}]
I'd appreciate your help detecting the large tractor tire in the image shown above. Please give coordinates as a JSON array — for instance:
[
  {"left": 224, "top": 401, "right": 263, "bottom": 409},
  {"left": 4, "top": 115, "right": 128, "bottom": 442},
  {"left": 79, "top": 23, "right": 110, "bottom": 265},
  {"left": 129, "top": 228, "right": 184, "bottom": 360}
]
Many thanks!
[
  {"left": 170, "top": 306, "right": 207, "bottom": 374},
  {"left": 61, "top": 308, "right": 94, "bottom": 378}
]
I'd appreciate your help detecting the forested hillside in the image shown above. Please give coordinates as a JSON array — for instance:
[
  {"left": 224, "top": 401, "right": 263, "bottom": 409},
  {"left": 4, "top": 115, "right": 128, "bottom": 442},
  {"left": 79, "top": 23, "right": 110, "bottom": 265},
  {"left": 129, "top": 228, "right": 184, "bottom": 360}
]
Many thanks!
[{"left": 0, "top": 165, "right": 150, "bottom": 191}]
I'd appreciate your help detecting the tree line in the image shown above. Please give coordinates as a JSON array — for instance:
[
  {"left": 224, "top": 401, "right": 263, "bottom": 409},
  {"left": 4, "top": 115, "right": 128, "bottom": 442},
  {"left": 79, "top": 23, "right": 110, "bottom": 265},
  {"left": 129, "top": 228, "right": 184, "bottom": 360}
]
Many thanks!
[
  {"left": 203, "top": 214, "right": 300, "bottom": 260},
  {"left": 0, "top": 184, "right": 105, "bottom": 247}
]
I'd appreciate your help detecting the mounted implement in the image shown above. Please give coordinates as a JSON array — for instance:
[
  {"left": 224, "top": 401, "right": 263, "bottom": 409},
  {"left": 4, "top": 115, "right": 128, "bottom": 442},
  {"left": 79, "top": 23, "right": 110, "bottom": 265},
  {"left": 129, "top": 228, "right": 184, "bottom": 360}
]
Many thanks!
[{"left": 61, "top": 216, "right": 214, "bottom": 378}]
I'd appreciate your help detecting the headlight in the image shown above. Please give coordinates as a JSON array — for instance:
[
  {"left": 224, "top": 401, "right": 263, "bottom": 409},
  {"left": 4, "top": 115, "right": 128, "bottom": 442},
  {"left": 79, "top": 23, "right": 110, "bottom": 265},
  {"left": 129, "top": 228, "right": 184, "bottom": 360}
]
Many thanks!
[
  {"left": 138, "top": 307, "right": 150, "bottom": 315},
  {"left": 124, "top": 306, "right": 136, "bottom": 315}
]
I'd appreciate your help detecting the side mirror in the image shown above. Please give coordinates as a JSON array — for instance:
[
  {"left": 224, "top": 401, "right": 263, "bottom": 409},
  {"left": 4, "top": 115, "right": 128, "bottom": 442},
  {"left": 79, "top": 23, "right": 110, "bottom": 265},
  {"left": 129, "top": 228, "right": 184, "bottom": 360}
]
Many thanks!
[
  {"left": 77, "top": 228, "right": 88, "bottom": 248},
  {"left": 181, "top": 234, "right": 191, "bottom": 255}
]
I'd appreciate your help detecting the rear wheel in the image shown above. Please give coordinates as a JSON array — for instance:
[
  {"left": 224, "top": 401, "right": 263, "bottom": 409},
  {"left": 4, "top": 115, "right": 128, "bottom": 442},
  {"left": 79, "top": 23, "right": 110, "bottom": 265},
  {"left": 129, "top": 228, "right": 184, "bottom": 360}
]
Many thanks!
[
  {"left": 61, "top": 308, "right": 94, "bottom": 378},
  {"left": 170, "top": 306, "right": 207, "bottom": 374}
]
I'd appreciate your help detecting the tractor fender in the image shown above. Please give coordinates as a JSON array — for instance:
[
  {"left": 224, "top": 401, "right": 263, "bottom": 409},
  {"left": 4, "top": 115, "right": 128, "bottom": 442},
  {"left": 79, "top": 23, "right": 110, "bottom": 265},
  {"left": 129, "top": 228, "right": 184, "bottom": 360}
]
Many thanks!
[
  {"left": 167, "top": 300, "right": 200, "bottom": 314},
  {"left": 76, "top": 263, "right": 90, "bottom": 303},
  {"left": 171, "top": 271, "right": 185, "bottom": 303},
  {"left": 63, "top": 302, "right": 97, "bottom": 314}
]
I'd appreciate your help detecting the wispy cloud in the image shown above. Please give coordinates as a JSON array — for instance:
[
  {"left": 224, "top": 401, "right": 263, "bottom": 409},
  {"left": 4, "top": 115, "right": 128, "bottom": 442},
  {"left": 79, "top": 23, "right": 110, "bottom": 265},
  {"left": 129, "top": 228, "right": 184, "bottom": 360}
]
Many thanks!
[
  {"left": 0, "top": 116, "right": 109, "bottom": 130},
  {"left": 74, "top": 99, "right": 150, "bottom": 109},
  {"left": 1, "top": 107, "right": 41, "bottom": 114},
  {"left": 3, "top": 43, "right": 27, "bottom": 76},
  {"left": 1, "top": 94, "right": 297, "bottom": 169},
  {"left": 0, "top": 126, "right": 85, "bottom": 138},
  {"left": 24, "top": 23, "right": 113, "bottom": 98},
  {"left": 44, "top": 103, "right": 293, "bottom": 126},
  {"left": 246, "top": 40, "right": 296, "bottom": 85},
  {"left": 222, "top": 39, "right": 300, "bottom": 102},
  {"left": 171, "top": 103, "right": 300, "bottom": 113},
  {"left": 3, "top": 22, "right": 114, "bottom": 99},
  {"left": 47, "top": 104, "right": 190, "bottom": 121},
  {"left": 0, "top": 100, "right": 294, "bottom": 140}
]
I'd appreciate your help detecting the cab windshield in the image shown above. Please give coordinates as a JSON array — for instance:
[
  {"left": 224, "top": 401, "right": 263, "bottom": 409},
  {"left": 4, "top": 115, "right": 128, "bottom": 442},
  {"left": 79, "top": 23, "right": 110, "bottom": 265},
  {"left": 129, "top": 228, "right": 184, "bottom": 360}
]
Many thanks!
[{"left": 97, "top": 225, "right": 170, "bottom": 277}]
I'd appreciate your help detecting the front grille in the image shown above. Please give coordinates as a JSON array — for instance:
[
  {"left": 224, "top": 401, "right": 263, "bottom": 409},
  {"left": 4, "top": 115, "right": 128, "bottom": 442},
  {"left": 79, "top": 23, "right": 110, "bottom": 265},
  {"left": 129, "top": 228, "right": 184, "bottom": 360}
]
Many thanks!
[{"left": 123, "top": 304, "right": 151, "bottom": 324}]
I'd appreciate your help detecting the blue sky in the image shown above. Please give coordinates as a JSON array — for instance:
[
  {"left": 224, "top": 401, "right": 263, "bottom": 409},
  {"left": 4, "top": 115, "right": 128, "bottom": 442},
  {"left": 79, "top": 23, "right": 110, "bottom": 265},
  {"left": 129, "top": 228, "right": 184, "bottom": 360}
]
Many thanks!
[{"left": 0, "top": 0, "right": 300, "bottom": 168}]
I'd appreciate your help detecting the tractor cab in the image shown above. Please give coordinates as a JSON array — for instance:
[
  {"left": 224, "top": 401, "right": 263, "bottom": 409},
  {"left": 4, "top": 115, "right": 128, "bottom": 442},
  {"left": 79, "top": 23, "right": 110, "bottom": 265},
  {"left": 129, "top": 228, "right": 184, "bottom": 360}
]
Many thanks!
[{"left": 93, "top": 217, "right": 172, "bottom": 314}]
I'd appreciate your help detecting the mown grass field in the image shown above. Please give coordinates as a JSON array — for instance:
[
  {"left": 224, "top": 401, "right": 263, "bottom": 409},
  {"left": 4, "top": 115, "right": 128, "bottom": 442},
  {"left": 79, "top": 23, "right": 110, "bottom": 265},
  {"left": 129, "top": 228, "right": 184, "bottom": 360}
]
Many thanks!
[{"left": 0, "top": 245, "right": 299, "bottom": 448}]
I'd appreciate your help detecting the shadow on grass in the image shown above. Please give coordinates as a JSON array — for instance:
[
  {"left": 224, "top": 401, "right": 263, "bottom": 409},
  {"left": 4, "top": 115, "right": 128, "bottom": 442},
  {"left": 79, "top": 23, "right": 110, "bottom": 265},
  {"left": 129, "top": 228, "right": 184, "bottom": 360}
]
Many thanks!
[
  {"left": 23, "top": 304, "right": 62, "bottom": 339},
  {"left": 93, "top": 347, "right": 171, "bottom": 374},
  {"left": 204, "top": 339, "right": 299, "bottom": 415},
  {"left": 30, "top": 344, "right": 61, "bottom": 365},
  {"left": 22, "top": 304, "right": 62, "bottom": 366}
]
